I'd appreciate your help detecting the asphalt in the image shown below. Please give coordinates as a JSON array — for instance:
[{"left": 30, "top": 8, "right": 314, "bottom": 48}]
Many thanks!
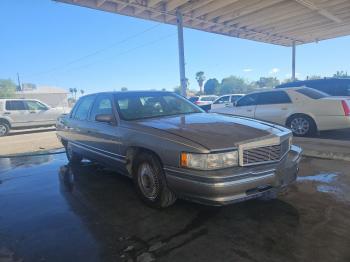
[{"left": 1, "top": 154, "right": 350, "bottom": 262}]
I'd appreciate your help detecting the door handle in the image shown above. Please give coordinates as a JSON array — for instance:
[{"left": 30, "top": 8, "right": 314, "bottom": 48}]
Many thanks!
[
  {"left": 30, "top": 111, "right": 36, "bottom": 114},
  {"left": 247, "top": 109, "right": 252, "bottom": 112},
  {"left": 281, "top": 108, "right": 288, "bottom": 110},
  {"left": 4, "top": 112, "right": 10, "bottom": 115}
]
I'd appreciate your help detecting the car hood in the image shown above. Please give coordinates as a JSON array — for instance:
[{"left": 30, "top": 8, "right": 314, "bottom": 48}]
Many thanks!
[{"left": 134, "top": 113, "right": 288, "bottom": 150}]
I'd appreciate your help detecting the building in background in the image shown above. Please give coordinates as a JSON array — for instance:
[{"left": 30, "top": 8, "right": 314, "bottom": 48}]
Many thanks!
[{"left": 16, "top": 86, "right": 69, "bottom": 108}]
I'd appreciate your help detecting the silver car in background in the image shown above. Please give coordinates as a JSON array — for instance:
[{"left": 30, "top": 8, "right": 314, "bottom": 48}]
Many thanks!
[{"left": 0, "top": 99, "right": 66, "bottom": 136}]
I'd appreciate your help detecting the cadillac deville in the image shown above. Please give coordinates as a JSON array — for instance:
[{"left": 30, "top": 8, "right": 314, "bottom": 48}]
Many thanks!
[{"left": 56, "top": 91, "right": 302, "bottom": 208}]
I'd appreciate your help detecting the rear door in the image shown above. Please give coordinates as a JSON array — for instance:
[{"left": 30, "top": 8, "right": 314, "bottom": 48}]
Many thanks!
[
  {"left": 254, "top": 91, "right": 293, "bottom": 125},
  {"left": 4, "top": 100, "right": 30, "bottom": 127}
]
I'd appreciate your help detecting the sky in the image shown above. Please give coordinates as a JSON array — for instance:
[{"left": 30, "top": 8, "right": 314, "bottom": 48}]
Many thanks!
[{"left": 1, "top": 0, "right": 350, "bottom": 94}]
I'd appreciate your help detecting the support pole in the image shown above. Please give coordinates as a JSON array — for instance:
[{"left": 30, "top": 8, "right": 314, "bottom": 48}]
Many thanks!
[
  {"left": 176, "top": 10, "right": 187, "bottom": 97},
  {"left": 292, "top": 41, "right": 296, "bottom": 81}
]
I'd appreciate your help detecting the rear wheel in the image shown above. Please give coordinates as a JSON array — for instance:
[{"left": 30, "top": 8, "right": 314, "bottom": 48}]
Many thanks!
[
  {"left": 133, "top": 152, "right": 176, "bottom": 208},
  {"left": 0, "top": 122, "right": 10, "bottom": 137},
  {"left": 65, "top": 142, "right": 83, "bottom": 164},
  {"left": 287, "top": 115, "right": 316, "bottom": 137}
]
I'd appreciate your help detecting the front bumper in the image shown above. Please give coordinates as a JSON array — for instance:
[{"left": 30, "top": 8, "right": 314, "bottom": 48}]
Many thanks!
[{"left": 164, "top": 145, "right": 302, "bottom": 206}]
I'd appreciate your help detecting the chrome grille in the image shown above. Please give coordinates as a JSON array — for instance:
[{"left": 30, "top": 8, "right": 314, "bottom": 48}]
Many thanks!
[{"left": 242, "top": 139, "right": 290, "bottom": 166}]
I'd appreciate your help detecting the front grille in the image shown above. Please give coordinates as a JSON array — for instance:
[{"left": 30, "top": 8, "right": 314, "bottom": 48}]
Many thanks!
[{"left": 242, "top": 139, "right": 290, "bottom": 166}]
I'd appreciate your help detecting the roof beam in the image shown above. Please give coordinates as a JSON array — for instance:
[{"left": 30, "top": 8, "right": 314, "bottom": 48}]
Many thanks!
[
  {"left": 294, "top": 0, "right": 342, "bottom": 23},
  {"left": 191, "top": 0, "right": 239, "bottom": 19},
  {"left": 147, "top": 0, "right": 162, "bottom": 7},
  {"left": 166, "top": 0, "right": 188, "bottom": 11}
]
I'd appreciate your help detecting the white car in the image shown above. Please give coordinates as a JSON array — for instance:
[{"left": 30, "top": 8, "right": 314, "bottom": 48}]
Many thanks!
[
  {"left": 0, "top": 99, "right": 67, "bottom": 136},
  {"left": 211, "top": 94, "right": 245, "bottom": 110},
  {"left": 211, "top": 87, "right": 350, "bottom": 136},
  {"left": 189, "top": 95, "right": 218, "bottom": 106}
]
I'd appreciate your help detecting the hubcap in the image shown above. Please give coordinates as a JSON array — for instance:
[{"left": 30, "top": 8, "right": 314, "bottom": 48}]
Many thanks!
[
  {"left": 290, "top": 118, "right": 310, "bottom": 135},
  {"left": 138, "top": 163, "right": 159, "bottom": 200},
  {"left": 0, "top": 124, "right": 7, "bottom": 136}
]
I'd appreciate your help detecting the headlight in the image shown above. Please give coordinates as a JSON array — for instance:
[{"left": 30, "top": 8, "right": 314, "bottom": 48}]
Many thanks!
[{"left": 180, "top": 151, "right": 238, "bottom": 170}]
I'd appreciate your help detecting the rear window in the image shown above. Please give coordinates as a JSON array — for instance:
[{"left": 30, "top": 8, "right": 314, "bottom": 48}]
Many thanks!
[
  {"left": 200, "top": 96, "right": 217, "bottom": 101},
  {"left": 295, "top": 88, "right": 329, "bottom": 99},
  {"left": 5, "top": 100, "right": 26, "bottom": 110},
  {"left": 188, "top": 97, "right": 199, "bottom": 103}
]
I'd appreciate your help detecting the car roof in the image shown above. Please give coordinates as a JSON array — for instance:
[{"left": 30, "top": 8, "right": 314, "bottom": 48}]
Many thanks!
[
  {"left": 247, "top": 86, "right": 305, "bottom": 95},
  {"left": 85, "top": 90, "right": 175, "bottom": 96}
]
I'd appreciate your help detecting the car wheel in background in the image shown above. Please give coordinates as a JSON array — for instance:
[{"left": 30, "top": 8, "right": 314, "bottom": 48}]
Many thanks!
[
  {"left": 65, "top": 142, "right": 83, "bottom": 164},
  {"left": 133, "top": 152, "right": 177, "bottom": 208},
  {"left": 287, "top": 114, "right": 316, "bottom": 137},
  {"left": 0, "top": 122, "right": 10, "bottom": 137}
]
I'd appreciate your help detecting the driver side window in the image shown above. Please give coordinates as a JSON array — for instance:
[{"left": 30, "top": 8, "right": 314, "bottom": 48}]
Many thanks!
[
  {"left": 236, "top": 94, "right": 258, "bottom": 107},
  {"left": 25, "top": 101, "right": 48, "bottom": 110}
]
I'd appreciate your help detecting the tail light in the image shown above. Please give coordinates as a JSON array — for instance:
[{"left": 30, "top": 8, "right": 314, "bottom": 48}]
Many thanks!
[{"left": 341, "top": 100, "right": 350, "bottom": 116}]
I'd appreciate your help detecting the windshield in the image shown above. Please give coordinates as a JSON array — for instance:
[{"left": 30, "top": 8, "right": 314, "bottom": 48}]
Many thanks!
[{"left": 114, "top": 92, "right": 204, "bottom": 120}]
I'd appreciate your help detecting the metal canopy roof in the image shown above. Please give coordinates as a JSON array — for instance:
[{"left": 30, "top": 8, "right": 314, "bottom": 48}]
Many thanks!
[{"left": 56, "top": 0, "right": 350, "bottom": 46}]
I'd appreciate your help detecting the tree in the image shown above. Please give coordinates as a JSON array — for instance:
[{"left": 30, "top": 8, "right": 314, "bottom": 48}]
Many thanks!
[
  {"left": 0, "top": 79, "right": 17, "bottom": 98},
  {"left": 73, "top": 88, "right": 77, "bottom": 100},
  {"left": 220, "top": 76, "right": 250, "bottom": 95},
  {"left": 195, "top": 71, "right": 206, "bottom": 94},
  {"left": 306, "top": 75, "right": 322, "bottom": 80},
  {"left": 333, "top": 71, "right": 350, "bottom": 78},
  {"left": 255, "top": 77, "right": 280, "bottom": 88},
  {"left": 80, "top": 89, "right": 85, "bottom": 96},
  {"left": 121, "top": 87, "right": 128, "bottom": 92},
  {"left": 204, "top": 78, "right": 220, "bottom": 95}
]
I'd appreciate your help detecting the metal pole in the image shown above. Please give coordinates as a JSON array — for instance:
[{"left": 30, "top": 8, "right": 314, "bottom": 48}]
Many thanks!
[
  {"left": 292, "top": 41, "right": 296, "bottom": 81},
  {"left": 17, "top": 72, "right": 22, "bottom": 91},
  {"left": 176, "top": 10, "right": 187, "bottom": 97}
]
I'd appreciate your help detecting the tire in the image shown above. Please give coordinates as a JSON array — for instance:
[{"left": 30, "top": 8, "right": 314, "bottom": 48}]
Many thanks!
[
  {"left": 133, "top": 152, "right": 177, "bottom": 208},
  {"left": 0, "top": 122, "right": 10, "bottom": 137},
  {"left": 65, "top": 142, "right": 83, "bottom": 164},
  {"left": 286, "top": 114, "right": 317, "bottom": 137}
]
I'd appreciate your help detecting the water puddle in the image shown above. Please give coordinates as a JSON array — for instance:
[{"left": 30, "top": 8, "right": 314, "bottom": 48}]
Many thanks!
[{"left": 298, "top": 173, "right": 338, "bottom": 183}]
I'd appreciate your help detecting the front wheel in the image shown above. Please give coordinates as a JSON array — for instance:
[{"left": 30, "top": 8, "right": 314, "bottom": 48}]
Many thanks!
[
  {"left": 287, "top": 115, "right": 316, "bottom": 137},
  {"left": 65, "top": 142, "right": 83, "bottom": 164},
  {"left": 133, "top": 153, "right": 176, "bottom": 208},
  {"left": 0, "top": 122, "right": 10, "bottom": 137}
]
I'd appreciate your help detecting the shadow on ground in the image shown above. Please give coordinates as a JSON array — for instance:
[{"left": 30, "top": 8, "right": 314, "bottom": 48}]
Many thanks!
[{"left": 0, "top": 154, "right": 350, "bottom": 262}]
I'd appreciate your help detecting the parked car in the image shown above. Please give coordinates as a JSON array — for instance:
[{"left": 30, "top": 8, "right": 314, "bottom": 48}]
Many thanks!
[
  {"left": 56, "top": 91, "right": 302, "bottom": 208},
  {"left": 211, "top": 87, "right": 350, "bottom": 137},
  {"left": 188, "top": 95, "right": 218, "bottom": 106},
  {"left": 211, "top": 94, "right": 245, "bottom": 110},
  {"left": 0, "top": 99, "right": 67, "bottom": 136},
  {"left": 276, "top": 78, "right": 350, "bottom": 96}
]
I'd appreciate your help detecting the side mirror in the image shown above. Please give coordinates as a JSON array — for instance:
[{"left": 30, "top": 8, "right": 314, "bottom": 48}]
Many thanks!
[
  {"left": 95, "top": 114, "right": 114, "bottom": 124},
  {"left": 233, "top": 101, "right": 238, "bottom": 107}
]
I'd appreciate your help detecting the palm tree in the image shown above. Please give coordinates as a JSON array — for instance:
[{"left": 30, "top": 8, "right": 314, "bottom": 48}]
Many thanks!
[
  {"left": 69, "top": 88, "right": 74, "bottom": 98},
  {"left": 73, "top": 88, "right": 77, "bottom": 100},
  {"left": 195, "top": 71, "right": 206, "bottom": 94},
  {"left": 80, "top": 89, "right": 85, "bottom": 96}
]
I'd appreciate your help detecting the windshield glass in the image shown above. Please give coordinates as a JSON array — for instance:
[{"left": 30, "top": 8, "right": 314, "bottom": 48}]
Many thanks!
[{"left": 114, "top": 92, "right": 204, "bottom": 120}]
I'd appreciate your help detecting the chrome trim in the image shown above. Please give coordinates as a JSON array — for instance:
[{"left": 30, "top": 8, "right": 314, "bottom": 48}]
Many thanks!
[
  {"left": 70, "top": 141, "right": 126, "bottom": 163},
  {"left": 166, "top": 172, "right": 275, "bottom": 187}
]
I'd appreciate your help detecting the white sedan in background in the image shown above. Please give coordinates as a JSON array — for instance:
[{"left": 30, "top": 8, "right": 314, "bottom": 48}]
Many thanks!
[
  {"left": 211, "top": 94, "right": 245, "bottom": 110},
  {"left": 211, "top": 87, "right": 350, "bottom": 136}
]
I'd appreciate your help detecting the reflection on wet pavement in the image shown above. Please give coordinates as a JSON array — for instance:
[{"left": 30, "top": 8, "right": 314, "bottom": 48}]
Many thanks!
[{"left": 1, "top": 154, "right": 350, "bottom": 262}]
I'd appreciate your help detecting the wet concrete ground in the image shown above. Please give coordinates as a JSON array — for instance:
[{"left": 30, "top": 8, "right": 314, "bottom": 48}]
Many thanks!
[{"left": 0, "top": 154, "right": 350, "bottom": 262}]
